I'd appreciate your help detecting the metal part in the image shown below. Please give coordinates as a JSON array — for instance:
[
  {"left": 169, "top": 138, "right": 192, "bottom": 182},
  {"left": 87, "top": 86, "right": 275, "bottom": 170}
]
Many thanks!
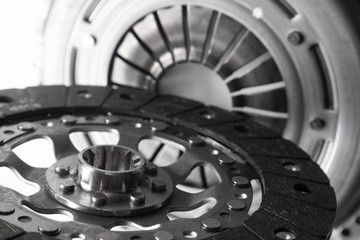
[
  {"left": 46, "top": 146, "right": 173, "bottom": 216},
  {"left": 41, "top": 1, "right": 360, "bottom": 231},
  {"left": 202, "top": 218, "right": 222, "bottom": 232},
  {"left": 55, "top": 164, "right": 70, "bottom": 176},
  {"left": 0, "top": 203, "right": 15, "bottom": 215},
  {"left": 38, "top": 222, "right": 60, "bottom": 236},
  {"left": 227, "top": 200, "right": 246, "bottom": 211},
  {"left": 287, "top": 31, "right": 304, "bottom": 45},
  {"left": 154, "top": 230, "right": 174, "bottom": 240},
  {"left": 0, "top": 86, "right": 336, "bottom": 239},
  {"left": 232, "top": 176, "right": 250, "bottom": 188},
  {"left": 77, "top": 145, "right": 145, "bottom": 193}
]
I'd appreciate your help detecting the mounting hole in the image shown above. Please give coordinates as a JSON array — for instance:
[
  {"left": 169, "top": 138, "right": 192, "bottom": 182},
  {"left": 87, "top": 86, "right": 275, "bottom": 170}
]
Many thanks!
[
  {"left": 77, "top": 90, "right": 93, "bottom": 99},
  {"left": 18, "top": 216, "right": 32, "bottom": 223},
  {"left": 183, "top": 231, "right": 198, "bottom": 239},
  {"left": 275, "top": 229, "right": 296, "bottom": 239},
  {"left": 342, "top": 228, "right": 351, "bottom": 236},
  {"left": 3, "top": 130, "right": 15, "bottom": 135},
  {"left": 283, "top": 162, "right": 301, "bottom": 172},
  {"left": 293, "top": 183, "right": 311, "bottom": 194}
]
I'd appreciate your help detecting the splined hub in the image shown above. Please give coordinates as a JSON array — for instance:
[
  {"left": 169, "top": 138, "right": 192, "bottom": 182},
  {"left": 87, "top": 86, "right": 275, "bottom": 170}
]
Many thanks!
[
  {"left": 46, "top": 145, "right": 174, "bottom": 216},
  {"left": 0, "top": 86, "right": 336, "bottom": 240}
]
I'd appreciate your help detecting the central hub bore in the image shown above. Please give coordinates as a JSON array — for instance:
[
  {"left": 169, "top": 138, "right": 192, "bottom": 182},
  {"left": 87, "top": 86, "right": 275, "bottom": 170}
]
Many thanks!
[
  {"left": 46, "top": 145, "right": 173, "bottom": 216},
  {"left": 77, "top": 145, "right": 145, "bottom": 193}
]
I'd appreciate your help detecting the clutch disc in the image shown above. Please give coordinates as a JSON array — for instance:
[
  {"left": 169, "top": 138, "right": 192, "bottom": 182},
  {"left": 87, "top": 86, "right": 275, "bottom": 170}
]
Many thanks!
[{"left": 0, "top": 86, "right": 336, "bottom": 239}]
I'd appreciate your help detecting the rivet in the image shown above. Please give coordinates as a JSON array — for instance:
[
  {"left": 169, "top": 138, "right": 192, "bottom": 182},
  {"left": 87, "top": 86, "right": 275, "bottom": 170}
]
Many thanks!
[
  {"left": 218, "top": 155, "right": 235, "bottom": 165},
  {"left": 145, "top": 163, "right": 158, "bottom": 175},
  {"left": 188, "top": 136, "right": 204, "bottom": 146},
  {"left": 275, "top": 231, "right": 296, "bottom": 240},
  {"left": 130, "top": 192, "right": 146, "bottom": 205},
  {"left": 18, "top": 122, "right": 35, "bottom": 131},
  {"left": 310, "top": 118, "right": 325, "bottom": 130},
  {"left": 38, "top": 222, "right": 60, "bottom": 236},
  {"left": 201, "top": 112, "right": 213, "bottom": 120},
  {"left": 152, "top": 179, "right": 167, "bottom": 192},
  {"left": 227, "top": 199, "right": 246, "bottom": 211},
  {"left": 55, "top": 164, "right": 70, "bottom": 176},
  {"left": 154, "top": 230, "right": 174, "bottom": 240},
  {"left": 60, "top": 115, "right": 77, "bottom": 125},
  {"left": 91, "top": 193, "right": 107, "bottom": 206},
  {"left": 202, "top": 218, "right": 221, "bottom": 232},
  {"left": 288, "top": 31, "right": 303, "bottom": 45},
  {"left": 104, "top": 116, "right": 121, "bottom": 125},
  {"left": 232, "top": 176, "right": 250, "bottom": 188},
  {"left": 151, "top": 122, "right": 168, "bottom": 132},
  {"left": 0, "top": 202, "right": 15, "bottom": 215},
  {"left": 59, "top": 180, "right": 75, "bottom": 193}
]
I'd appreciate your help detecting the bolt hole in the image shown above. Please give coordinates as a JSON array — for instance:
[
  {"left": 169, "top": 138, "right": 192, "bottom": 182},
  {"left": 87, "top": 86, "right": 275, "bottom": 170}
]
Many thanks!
[
  {"left": 18, "top": 216, "right": 32, "bottom": 223},
  {"left": 119, "top": 93, "right": 135, "bottom": 100},
  {"left": 183, "top": 231, "right": 197, "bottom": 238},
  {"left": 4, "top": 130, "right": 15, "bottom": 135},
  {"left": 274, "top": 228, "right": 296, "bottom": 239},
  {"left": 283, "top": 162, "right": 301, "bottom": 172},
  {"left": 342, "top": 228, "right": 351, "bottom": 236},
  {"left": 293, "top": 183, "right": 311, "bottom": 194},
  {"left": 356, "top": 217, "right": 360, "bottom": 224},
  {"left": 77, "top": 90, "right": 93, "bottom": 99}
]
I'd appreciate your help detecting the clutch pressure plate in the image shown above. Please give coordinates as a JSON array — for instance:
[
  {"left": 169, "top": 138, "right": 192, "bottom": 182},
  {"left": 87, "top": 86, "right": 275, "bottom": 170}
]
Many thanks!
[{"left": 0, "top": 86, "right": 335, "bottom": 239}]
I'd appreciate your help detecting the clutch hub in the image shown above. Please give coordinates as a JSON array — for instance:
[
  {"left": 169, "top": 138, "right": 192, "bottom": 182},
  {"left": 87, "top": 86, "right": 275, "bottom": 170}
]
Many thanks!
[{"left": 46, "top": 144, "right": 173, "bottom": 216}]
